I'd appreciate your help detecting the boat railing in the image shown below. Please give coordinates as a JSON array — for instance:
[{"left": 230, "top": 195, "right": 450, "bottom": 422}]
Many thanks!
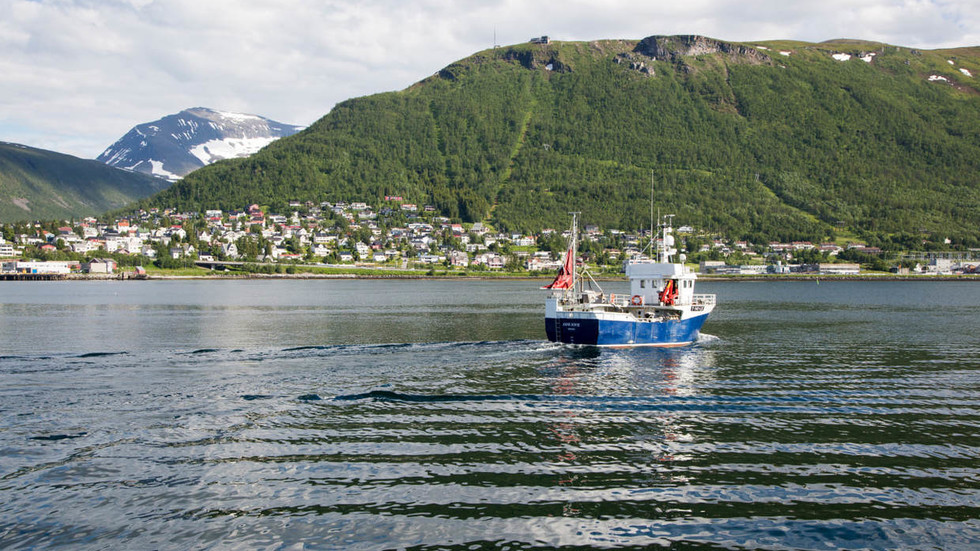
[
  {"left": 609, "top": 294, "right": 631, "bottom": 307},
  {"left": 605, "top": 294, "right": 715, "bottom": 308}
]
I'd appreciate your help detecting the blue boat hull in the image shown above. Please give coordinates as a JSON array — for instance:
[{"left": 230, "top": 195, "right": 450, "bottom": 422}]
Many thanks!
[{"left": 545, "top": 312, "right": 708, "bottom": 347}]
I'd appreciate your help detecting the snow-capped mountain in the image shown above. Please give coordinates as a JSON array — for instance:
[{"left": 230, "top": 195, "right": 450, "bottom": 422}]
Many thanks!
[{"left": 97, "top": 107, "right": 303, "bottom": 180}]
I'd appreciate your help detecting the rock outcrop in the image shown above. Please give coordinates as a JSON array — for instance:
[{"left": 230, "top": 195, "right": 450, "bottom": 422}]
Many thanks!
[{"left": 634, "top": 35, "right": 770, "bottom": 64}]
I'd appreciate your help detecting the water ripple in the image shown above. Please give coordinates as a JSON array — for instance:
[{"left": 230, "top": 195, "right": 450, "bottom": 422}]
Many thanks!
[{"left": 2, "top": 281, "right": 980, "bottom": 549}]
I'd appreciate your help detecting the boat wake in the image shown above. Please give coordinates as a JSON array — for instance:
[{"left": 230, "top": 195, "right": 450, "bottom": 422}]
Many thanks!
[{"left": 696, "top": 333, "right": 721, "bottom": 344}]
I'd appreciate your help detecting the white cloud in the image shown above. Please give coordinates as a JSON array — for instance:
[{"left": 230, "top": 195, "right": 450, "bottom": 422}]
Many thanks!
[{"left": 1, "top": 0, "right": 978, "bottom": 158}]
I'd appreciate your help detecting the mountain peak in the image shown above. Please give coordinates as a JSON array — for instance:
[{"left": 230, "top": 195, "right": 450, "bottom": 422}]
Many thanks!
[
  {"left": 97, "top": 108, "right": 303, "bottom": 180},
  {"left": 181, "top": 107, "right": 263, "bottom": 123}
]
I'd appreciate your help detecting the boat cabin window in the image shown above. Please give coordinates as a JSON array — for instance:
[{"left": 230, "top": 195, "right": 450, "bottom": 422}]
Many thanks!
[{"left": 640, "top": 280, "right": 646, "bottom": 288}]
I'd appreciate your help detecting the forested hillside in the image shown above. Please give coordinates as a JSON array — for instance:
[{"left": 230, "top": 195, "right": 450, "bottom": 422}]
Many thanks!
[
  {"left": 0, "top": 142, "right": 170, "bottom": 222},
  {"left": 143, "top": 36, "right": 980, "bottom": 245}
]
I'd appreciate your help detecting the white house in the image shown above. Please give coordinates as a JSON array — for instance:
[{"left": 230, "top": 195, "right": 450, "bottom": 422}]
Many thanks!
[
  {"left": 818, "top": 263, "right": 860, "bottom": 275},
  {"left": 526, "top": 257, "right": 562, "bottom": 271},
  {"left": 222, "top": 242, "right": 239, "bottom": 259},
  {"left": 418, "top": 253, "right": 444, "bottom": 264},
  {"left": 84, "top": 258, "right": 116, "bottom": 274},
  {"left": 448, "top": 250, "right": 468, "bottom": 267}
]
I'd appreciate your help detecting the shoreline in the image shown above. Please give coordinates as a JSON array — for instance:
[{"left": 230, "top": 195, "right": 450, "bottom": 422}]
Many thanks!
[{"left": 26, "top": 272, "right": 979, "bottom": 282}]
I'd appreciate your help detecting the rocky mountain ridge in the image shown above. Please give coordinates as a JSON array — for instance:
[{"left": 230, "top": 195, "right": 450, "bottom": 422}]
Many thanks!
[{"left": 97, "top": 107, "right": 303, "bottom": 180}]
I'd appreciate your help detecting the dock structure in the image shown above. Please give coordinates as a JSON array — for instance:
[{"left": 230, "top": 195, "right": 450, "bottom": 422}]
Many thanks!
[{"left": 0, "top": 273, "right": 67, "bottom": 281}]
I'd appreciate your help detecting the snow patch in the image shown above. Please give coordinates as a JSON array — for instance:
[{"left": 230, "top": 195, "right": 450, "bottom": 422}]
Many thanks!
[
  {"left": 545, "top": 63, "right": 553, "bottom": 71},
  {"left": 928, "top": 75, "right": 948, "bottom": 82},
  {"left": 756, "top": 46, "right": 770, "bottom": 51},
  {"left": 779, "top": 51, "right": 791, "bottom": 56},
  {"left": 861, "top": 53, "right": 875, "bottom": 63},
  {"left": 960, "top": 68, "right": 973, "bottom": 77},
  {"left": 103, "top": 148, "right": 131, "bottom": 165},
  {"left": 189, "top": 136, "right": 279, "bottom": 165},
  {"left": 148, "top": 160, "right": 180, "bottom": 180},
  {"left": 948, "top": 59, "right": 955, "bottom": 65},
  {"left": 832, "top": 53, "right": 851, "bottom": 61},
  {"left": 215, "top": 110, "right": 262, "bottom": 123}
]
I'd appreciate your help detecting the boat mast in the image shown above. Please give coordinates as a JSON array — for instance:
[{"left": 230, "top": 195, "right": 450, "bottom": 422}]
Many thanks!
[
  {"left": 650, "top": 171, "right": 655, "bottom": 247},
  {"left": 659, "top": 214, "right": 675, "bottom": 264},
  {"left": 569, "top": 211, "right": 579, "bottom": 292}
]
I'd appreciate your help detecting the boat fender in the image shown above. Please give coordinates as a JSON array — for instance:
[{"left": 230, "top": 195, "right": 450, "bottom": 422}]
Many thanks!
[
  {"left": 610, "top": 293, "right": 616, "bottom": 304},
  {"left": 631, "top": 294, "right": 643, "bottom": 306}
]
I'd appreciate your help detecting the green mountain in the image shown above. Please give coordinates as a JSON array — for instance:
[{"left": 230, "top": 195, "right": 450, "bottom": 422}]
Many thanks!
[
  {"left": 0, "top": 142, "right": 170, "bottom": 223},
  {"left": 143, "top": 35, "right": 980, "bottom": 245}
]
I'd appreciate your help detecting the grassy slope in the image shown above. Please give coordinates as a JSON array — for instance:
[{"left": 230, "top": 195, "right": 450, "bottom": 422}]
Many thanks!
[{"left": 0, "top": 142, "right": 171, "bottom": 222}]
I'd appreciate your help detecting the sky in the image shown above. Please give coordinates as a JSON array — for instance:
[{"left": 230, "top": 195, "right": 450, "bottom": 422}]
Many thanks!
[{"left": 2, "top": 0, "right": 978, "bottom": 159}]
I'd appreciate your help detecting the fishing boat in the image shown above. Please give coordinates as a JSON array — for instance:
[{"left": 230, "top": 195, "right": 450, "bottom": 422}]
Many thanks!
[{"left": 544, "top": 212, "right": 715, "bottom": 347}]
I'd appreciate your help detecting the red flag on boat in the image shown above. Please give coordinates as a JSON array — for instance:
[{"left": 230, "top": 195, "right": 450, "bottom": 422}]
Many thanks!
[{"left": 543, "top": 247, "right": 575, "bottom": 289}]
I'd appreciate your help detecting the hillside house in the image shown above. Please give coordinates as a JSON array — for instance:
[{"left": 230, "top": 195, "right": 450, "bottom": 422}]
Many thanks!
[
  {"left": 526, "top": 257, "right": 562, "bottom": 271},
  {"left": 418, "top": 253, "right": 443, "bottom": 264},
  {"left": 448, "top": 250, "right": 468, "bottom": 267},
  {"left": 473, "top": 253, "right": 505, "bottom": 269},
  {"left": 170, "top": 244, "right": 195, "bottom": 259}
]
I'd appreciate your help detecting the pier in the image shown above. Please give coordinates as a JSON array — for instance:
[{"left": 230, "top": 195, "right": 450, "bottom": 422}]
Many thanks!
[{"left": 0, "top": 273, "right": 68, "bottom": 281}]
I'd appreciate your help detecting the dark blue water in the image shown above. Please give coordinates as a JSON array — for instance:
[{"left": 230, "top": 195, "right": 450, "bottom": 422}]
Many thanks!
[{"left": 1, "top": 280, "right": 978, "bottom": 549}]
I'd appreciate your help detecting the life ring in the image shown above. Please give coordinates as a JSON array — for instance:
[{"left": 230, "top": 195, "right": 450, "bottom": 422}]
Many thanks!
[{"left": 630, "top": 294, "right": 643, "bottom": 306}]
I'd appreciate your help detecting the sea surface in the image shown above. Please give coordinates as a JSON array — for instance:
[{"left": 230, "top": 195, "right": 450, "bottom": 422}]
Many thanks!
[{"left": 1, "top": 279, "right": 978, "bottom": 550}]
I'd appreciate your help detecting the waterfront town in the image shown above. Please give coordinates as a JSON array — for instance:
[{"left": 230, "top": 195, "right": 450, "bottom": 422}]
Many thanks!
[{"left": 1, "top": 199, "right": 977, "bottom": 277}]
